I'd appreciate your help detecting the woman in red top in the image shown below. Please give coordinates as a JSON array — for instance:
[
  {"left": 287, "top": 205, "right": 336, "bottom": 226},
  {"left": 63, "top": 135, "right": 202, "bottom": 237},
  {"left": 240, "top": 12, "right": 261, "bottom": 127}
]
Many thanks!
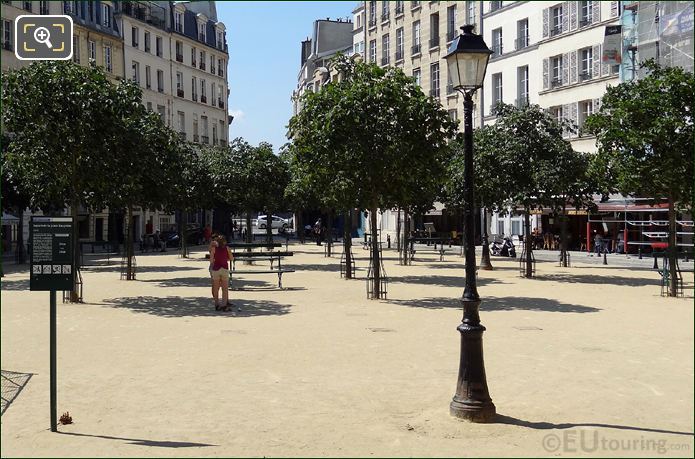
[{"left": 209, "top": 235, "right": 234, "bottom": 312}]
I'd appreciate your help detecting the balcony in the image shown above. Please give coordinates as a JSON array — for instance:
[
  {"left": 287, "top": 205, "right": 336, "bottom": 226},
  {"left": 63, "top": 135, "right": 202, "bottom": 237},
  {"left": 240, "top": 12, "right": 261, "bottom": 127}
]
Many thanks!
[
  {"left": 211, "top": 66, "right": 216, "bottom": 74},
  {"left": 381, "top": 56, "right": 389, "bottom": 66},
  {"left": 218, "top": 68, "right": 224, "bottom": 77},
  {"left": 429, "top": 88, "right": 440, "bottom": 98},
  {"left": 515, "top": 36, "right": 529, "bottom": 50},
  {"left": 368, "top": 17, "right": 377, "bottom": 28},
  {"left": 411, "top": 44, "right": 421, "bottom": 55},
  {"left": 176, "top": 53, "right": 183, "bottom": 62},
  {"left": 446, "top": 30, "right": 457, "bottom": 42},
  {"left": 429, "top": 36, "right": 440, "bottom": 48},
  {"left": 200, "top": 95, "right": 207, "bottom": 104},
  {"left": 201, "top": 135, "right": 209, "bottom": 144},
  {"left": 550, "top": 77, "right": 562, "bottom": 88},
  {"left": 381, "top": 12, "right": 390, "bottom": 22},
  {"left": 515, "top": 97, "right": 529, "bottom": 108},
  {"left": 191, "top": 58, "right": 196, "bottom": 67},
  {"left": 200, "top": 62, "right": 206, "bottom": 70},
  {"left": 395, "top": 50, "right": 404, "bottom": 61},
  {"left": 579, "top": 70, "right": 592, "bottom": 81},
  {"left": 192, "top": 94, "right": 197, "bottom": 102},
  {"left": 144, "top": 44, "right": 150, "bottom": 52},
  {"left": 193, "top": 134, "right": 199, "bottom": 142},
  {"left": 218, "top": 99, "right": 224, "bottom": 109},
  {"left": 492, "top": 44, "right": 503, "bottom": 58},
  {"left": 177, "top": 88, "right": 184, "bottom": 97},
  {"left": 550, "top": 26, "right": 561, "bottom": 37},
  {"left": 579, "top": 17, "right": 592, "bottom": 27}
]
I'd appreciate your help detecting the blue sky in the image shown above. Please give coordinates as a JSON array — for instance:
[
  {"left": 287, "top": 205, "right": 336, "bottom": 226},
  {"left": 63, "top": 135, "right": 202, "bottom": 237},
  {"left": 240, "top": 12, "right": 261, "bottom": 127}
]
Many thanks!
[{"left": 217, "top": 1, "right": 356, "bottom": 152}]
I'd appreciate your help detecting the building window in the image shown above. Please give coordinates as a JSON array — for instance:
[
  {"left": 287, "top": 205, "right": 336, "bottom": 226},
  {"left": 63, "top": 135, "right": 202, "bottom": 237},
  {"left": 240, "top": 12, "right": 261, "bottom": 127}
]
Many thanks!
[
  {"left": 448, "top": 109, "right": 458, "bottom": 122},
  {"left": 412, "top": 20, "right": 421, "bottom": 55},
  {"left": 157, "top": 105, "right": 166, "bottom": 123},
  {"left": 156, "top": 36, "right": 162, "bottom": 57},
  {"left": 580, "top": 1, "right": 593, "bottom": 26},
  {"left": 104, "top": 45, "right": 112, "bottom": 72},
  {"left": 492, "top": 28, "right": 502, "bottom": 57},
  {"left": 145, "top": 65, "right": 151, "bottom": 89},
  {"left": 174, "top": 11, "right": 183, "bottom": 33},
  {"left": 191, "top": 47, "right": 197, "bottom": 66},
  {"left": 176, "top": 72, "right": 184, "bottom": 97},
  {"left": 551, "top": 55, "right": 562, "bottom": 87},
  {"left": 218, "top": 58, "right": 224, "bottom": 77},
  {"left": 87, "top": 1, "right": 94, "bottom": 21},
  {"left": 446, "top": 5, "right": 456, "bottom": 42},
  {"left": 212, "top": 123, "right": 218, "bottom": 144},
  {"left": 395, "top": 28, "right": 404, "bottom": 61},
  {"left": 2, "top": 20, "right": 11, "bottom": 51},
  {"left": 199, "top": 22, "right": 206, "bottom": 42},
  {"left": 217, "top": 30, "right": 224, "bottom": 49},
  {"left": 39, "top": 1, "right": 49, "bottom": 14},
  {"left": 200, "top": 50, "right": 206, "bottom": 70},
  {"left": 132, "top": 61, "right": 140, "bottom": 85},
  {"left": 157, "top": 70, "right": 164, "bottom": 92},
  {"left": 491, "top": 72, "right": 502, "bottom": 112},
  {"left": 131, "top": 26, "right": 139, "bottom": 48},
  {"left": 218, "top": 84, "right": 223, "bottom": 106},
  {"left": 516, "top": 19, "right": 528, "bottom": 50},
  {"left": 193, "top": 116, "right": 199, "bottom": 142},
  {"left": 413, "top": 68, "right": 421, "bottom": 87},
  {"left": 192, "top": 76, "right": 198, "bottom": 100},
  {"left": 219, "top": 120, "right": 225, "bottom": 144},
  {"left": 517, "top": 66, "right": 529, "bottom": 107},
  {"left": 201, "top": 78, "right": 207, "bottom": 103},
  {"left": 369, "top": 39, "right": 377, "bottom": 63},
  {"left": 381, "top": 1, "right": 390, "bottom": 21},
  {"left": 88, "top": 40, "right": 96, "bottom": 63},
  {"left": 144, "top": 31, "right": 150, "bottom": 52},
  {"left": 211, "top": 83, "right": 216, "bottom": 104},
  {"left": 210, "top": 55, "right": 215, "bottom": 74},
  {"left": 63, "top": 1, "right": 71, "bottom": 14},
  {"left": 72, "top": 35, "right": 80, "bottom": 63},
  {"left": 201, "top": 116, "right": 209, "bottom": 143},
  {"left": 177, "top": 111, "right": 185, "bottom": 134},
  {"left": 175, "top": 41, "right": 183, "bottom": 62},
  {"left": 430, "top": 63, "right": 440, "bottom": 98},
  {"left": 369, "top": 1, "right": 377, "bottom": 26},
  {"left": 551, "top": 5, "right": 562, "bottom": 36},
  {"left": 381, "top": 34, "right": 390, "bottom": 65},
  {"left": 430, "top": 13, "right": 439, "bottom": 48},
  {"left": 395, "top": 0, "right": 404, "bottom": 15},
  {"left": 467, "top": 1, "right": 475, "bottom": 24},
  {"left": 578, "top": 100, "right": 594, "bottom": 130},
  {"left": 580, "top": 47, "right": 593, "bottom": 80},
  {"left": 490, "top": 1, "right": 502, "bottom": 12},
  {"left": 101, "top": 3, "right": 111, "bottom": 28},
  {"left": 412, "top": 1, "right": 420, "bottom": 8},
  {"left": 146, "top": 101, "right": 152, "bottom": 111}
]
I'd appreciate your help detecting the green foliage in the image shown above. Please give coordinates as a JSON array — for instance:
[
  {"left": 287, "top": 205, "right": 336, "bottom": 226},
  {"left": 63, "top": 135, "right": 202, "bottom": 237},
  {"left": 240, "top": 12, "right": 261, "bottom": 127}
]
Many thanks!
[{"left": 584, "top": 60, "right": 694, "bottom": 211}]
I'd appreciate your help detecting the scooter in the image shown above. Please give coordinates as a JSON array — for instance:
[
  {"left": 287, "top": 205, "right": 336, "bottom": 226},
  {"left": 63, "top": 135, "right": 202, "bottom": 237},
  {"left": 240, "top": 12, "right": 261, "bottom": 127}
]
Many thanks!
[{"left": 492, "top": 237, "right": 516, "bottom": 258}]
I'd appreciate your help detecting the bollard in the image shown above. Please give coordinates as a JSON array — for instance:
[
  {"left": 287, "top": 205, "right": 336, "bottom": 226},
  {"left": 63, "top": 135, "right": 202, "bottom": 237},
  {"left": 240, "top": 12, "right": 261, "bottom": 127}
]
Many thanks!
[
  {"left": 387, "top": 234, "right": 391, "bottom": 249},
  {"left": 653, "top": 254, "right": 658, "bottom": 270},
  {"left": 603, "top": 250, "right": 607, "bottom": 265}
]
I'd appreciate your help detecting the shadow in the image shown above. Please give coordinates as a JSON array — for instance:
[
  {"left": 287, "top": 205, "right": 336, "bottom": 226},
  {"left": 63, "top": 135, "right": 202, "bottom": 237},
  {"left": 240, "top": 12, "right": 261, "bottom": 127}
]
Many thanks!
[
  {"left": 496, "top": 415, "right": 693, "bottom": 436},
  {"left": 102, "top": 295, "right": 291, "bottom": 318},
  {"left": 285, "top": 263, "right": 343, "bottom": 272},
  {"left": 390, "top": 275, "right": 503, "bottom": 288},
  {"left": 58, "top": 431, "right": 216, "bottom": 447},
  {"left": 84, "top": 265, "right": 202, "bottom": 274},
  {"left": 0, "top": 279, "right": 30, "bottom": 291},
  {"left": 534, "top": 273, "right": 661, "bottom": 287},
  {"left": 388, "top": 296, "right": 599, "bottom": 313},
  {"left": 141, "top": 277, "right": 273, "bottom": 290},
  {"left": 422, "top": 263, "right": 521, "bottom": 271},
  {"left": 1, "top": 370, "right": 33, "bottom": 415}
]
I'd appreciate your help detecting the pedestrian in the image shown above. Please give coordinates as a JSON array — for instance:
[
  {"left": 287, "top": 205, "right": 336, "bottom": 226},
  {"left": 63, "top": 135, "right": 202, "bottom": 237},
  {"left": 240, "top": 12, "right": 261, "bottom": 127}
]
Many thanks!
[
  {"left": 314, "top": 218, "right": 322, "bottom": 246},
  {"left": 209, "top": 234, "right": 234, "bottom": 312},
  {"left": 594, "top": 230, "right": 603, "bottom": 256},
  {"left": 153, "top": 230, "right": 165, "bottom": 252}
]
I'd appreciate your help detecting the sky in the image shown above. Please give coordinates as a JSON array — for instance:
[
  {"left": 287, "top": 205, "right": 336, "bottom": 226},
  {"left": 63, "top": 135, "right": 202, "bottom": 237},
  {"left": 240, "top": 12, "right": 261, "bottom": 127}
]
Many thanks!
[{"left": 217, "top": 1, "right": 356, "bottom": 152}]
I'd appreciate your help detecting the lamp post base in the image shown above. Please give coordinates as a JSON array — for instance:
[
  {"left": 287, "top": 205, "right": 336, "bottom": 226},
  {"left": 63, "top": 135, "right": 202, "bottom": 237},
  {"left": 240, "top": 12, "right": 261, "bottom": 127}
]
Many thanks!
[{"left": 450, "top": 398, "right": 496, "bottom": 422}]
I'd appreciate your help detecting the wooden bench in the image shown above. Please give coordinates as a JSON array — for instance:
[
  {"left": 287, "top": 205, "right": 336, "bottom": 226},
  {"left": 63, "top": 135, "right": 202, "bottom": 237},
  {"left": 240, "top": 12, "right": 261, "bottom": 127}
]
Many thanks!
[
  {"left": 229, "top": 268, "right": 295, "bottom": 289},
  {"left": 232, "top": 251, "right": 293, "bottom": 270}
]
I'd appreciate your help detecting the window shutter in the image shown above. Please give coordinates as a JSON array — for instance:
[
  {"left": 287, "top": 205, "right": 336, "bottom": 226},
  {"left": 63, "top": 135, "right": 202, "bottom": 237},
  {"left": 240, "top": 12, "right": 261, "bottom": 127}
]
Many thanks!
[
  {"left": 593, "top": 1, "right": 601, "bottom": 23},
  {"left": 610, "top": 1, "right": 619, "bottom": 18},
  {"left": 543, "top": 58, "right": 549, "bottom": 89},
  {"left": 570, "top": 50, "right": 578, "bottom": 83},
  {"left": 569, "top": 1, "right": 578, "bottom": 30},
  {"left": 562, "top": 52, "right": 570, "bottom": 85},
  {"left": 562, "top": 2, "right": 569, "bottom": 32},
  {"left": 543, "top": 8, "right": 549, "bottom": 38},
  {"left": 562, "top": 103, "right": 571, "bottom": 137},
  {"left": 594, "top": 98, "right": 602, "bottom": 112},
  {"left": 571, "top": 102, "right": 578, "bottom": 135},
  {"left": 592, "top": 44, "right": 601, "bottom": 77}
]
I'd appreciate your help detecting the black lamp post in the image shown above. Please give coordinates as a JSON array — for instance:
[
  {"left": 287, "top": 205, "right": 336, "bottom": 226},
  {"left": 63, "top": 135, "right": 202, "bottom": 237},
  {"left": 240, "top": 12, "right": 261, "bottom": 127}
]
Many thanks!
[{"left": 444, "top": 25, "right": 496, "bottom": 423}]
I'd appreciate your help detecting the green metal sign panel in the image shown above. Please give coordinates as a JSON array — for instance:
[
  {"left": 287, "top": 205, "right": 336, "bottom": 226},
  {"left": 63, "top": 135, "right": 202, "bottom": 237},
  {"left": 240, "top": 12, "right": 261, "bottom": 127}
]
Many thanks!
[{"left": 29, "top": 216, "right": 74, "bottom": 291}]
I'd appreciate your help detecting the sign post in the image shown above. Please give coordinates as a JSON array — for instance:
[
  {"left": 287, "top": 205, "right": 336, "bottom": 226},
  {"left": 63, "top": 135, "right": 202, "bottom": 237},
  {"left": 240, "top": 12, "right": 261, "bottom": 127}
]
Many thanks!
[{"left": 29, "top": 216, "right": 74, "bottom": 432}]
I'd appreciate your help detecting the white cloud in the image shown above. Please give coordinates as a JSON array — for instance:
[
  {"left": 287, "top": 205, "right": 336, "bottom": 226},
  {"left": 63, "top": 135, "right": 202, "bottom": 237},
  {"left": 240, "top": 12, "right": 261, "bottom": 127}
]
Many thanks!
[{"left": 229, "top": 109, "right": 245, "bottom": 121}]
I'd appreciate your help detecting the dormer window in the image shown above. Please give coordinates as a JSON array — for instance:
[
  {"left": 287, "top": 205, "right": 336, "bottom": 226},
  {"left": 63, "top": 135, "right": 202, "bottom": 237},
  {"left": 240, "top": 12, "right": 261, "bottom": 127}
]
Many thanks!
[
  {"left": 199, "top": 22, "right": 206, "bottom": 42},
  {"left": 217, "top": 31, "right": 224, "bottom": 50},
  {"left": 174, "top": 11, "right": 183, "bottom": 33}
]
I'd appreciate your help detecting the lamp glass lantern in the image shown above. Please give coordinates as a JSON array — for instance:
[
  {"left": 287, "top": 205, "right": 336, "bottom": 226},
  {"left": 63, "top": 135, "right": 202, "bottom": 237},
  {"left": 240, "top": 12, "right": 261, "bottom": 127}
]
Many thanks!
[{"left": 444, "top": 25, "right": 493, "bottom": 92}]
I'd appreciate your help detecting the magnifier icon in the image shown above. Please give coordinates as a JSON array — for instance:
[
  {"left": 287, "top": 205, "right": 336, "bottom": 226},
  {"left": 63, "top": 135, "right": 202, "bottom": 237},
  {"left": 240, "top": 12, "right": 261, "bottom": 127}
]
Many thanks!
[{"left": 33, "top": 27, "right": 53, "bottom": 49}]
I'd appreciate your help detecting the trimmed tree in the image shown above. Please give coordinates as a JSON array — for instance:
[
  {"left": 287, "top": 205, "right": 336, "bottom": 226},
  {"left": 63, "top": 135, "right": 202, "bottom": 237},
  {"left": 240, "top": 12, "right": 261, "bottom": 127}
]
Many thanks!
[{"left": 585, "top": 60, "right": 694, "bottom": 296}]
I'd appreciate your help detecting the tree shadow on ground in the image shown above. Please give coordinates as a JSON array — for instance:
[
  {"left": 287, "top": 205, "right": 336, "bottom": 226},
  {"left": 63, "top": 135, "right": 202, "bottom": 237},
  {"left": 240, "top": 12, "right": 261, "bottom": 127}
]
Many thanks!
[
  {"left": 83, "top": 265, "right": 202, "bottom": 274},
  {"left": 0, "top": 279, "right": 30, "bottom": 291},
  {"left": 58, "top": 432, "right": 216, "bottom": 447},
  {"left": 284, "top": 263, "right": 343, "bottom": 272},
  {"left": 496, "top": 414, "right": 693, "bottom": 436},
  {"left": 389, "top": 275, "right": 503, "bottom": 288},
  {"left": 101, "top": 296, "right": 291, "bottom": 318},
  {"left": 533, "top": 273, "right": 661, "bottom": 287},
  {"left": 387, "top": 296, "right": 599, "bottom": 313},
  {"left": 141, "top": 277, "right": 272, "bottom": 289}
]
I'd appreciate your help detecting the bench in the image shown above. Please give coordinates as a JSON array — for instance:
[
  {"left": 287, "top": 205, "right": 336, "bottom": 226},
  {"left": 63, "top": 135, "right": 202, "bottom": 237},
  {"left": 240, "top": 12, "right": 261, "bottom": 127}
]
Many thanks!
[
  {"left": 229, "top": 268, "right": 295, "bottom": 289},
  {"left": 232, "top": 251, "right": 293, "bottom": 270}
]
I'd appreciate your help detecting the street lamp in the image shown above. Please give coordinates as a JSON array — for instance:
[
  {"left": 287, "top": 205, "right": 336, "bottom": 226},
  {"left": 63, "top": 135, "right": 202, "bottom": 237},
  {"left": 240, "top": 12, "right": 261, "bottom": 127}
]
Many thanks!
[{"left": 444, "top": 25, "right": 496, "bottom": 422}]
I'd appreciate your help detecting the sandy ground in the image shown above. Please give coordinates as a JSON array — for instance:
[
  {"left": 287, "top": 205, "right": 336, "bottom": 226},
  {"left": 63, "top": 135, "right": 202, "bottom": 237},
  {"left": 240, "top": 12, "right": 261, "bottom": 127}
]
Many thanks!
[{"left": 1, "top": 241, "right": 693, "bottom": 457}]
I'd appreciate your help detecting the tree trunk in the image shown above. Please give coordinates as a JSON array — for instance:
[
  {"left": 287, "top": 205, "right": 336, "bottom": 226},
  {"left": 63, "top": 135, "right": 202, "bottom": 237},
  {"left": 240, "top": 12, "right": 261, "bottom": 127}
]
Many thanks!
[
  {"left": 560, "top": 207, "right": 569, "bottom": 268},
  {"left": 668, "top": 199, "right": 678, "bottom": 297},
  {"left": 266, "top": 210, "right": 273, "bottom": 245},
  {"left": 180, "top": 210, "right": 188, "bottom": 258},
  {"left": 396, "top": 208, "right": 402, "bottom": 254},
  {"left": 369, "top": 207, "right": 381, "bottom": 298},
  {"left": 343, "top": 210, "right": 353, "bottom": 279},
  {"left": 15, "top": 208, "right": 25, "bottom": 264},
  {"left": 70, "top": 201, "right": 81, "bottom": 300},
  {"left": 524, "top": 210, "right": 533, "bottom": 278},
  {"left": 401, "top": 208, "right": 410, "bottom": 265},
  {"left": 125, "top": 204, "right": 135, "bottom": 281},
  {"left": 296, "top": 211, "right": 304, "bottom": 244},
  {"left": 480, "top": 208, "right": 493, "bottom": 270},
  {"left": 326, "top": 210, "right": 333, "bottom": 257}
]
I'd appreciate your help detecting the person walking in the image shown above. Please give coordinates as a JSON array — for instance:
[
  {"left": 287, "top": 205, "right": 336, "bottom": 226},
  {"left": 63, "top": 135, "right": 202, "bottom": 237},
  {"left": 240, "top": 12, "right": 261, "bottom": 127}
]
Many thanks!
[
  {"left": 593, "top": 230, "right": 603, "bottom": 257},
  {"left": 209, "top": 235, "right": 234, "bottom": 312},
  {"left": 314, "top": 218, "right": 322, "bottom": 246}
]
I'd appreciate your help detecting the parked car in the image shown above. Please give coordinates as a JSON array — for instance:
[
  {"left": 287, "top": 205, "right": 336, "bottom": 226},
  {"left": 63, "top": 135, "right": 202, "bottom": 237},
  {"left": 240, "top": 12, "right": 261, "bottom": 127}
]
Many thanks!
[
  {"left": 159, "top": 225, "right": 202, "bottom": 247},
  {"left": 256, "top": 215, "right": 289, "bottom": 230}
]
